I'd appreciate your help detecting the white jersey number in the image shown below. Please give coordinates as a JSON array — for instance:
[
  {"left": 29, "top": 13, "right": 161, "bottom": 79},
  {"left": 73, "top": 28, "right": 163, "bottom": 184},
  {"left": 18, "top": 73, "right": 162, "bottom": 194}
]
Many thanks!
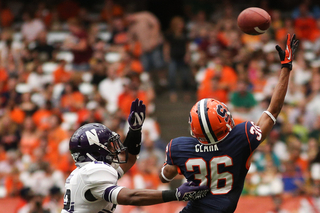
[{"left": 185, "top": 156, "right": 233, "bottom": 195}]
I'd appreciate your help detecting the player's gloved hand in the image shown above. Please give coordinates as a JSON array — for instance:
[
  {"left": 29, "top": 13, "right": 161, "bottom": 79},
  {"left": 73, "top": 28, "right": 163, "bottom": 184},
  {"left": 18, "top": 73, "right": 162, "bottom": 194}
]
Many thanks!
[
  {"left": 275, "top": 33, "right": 299, "bottom": 70},
  {"left": 176, "top": 181, "right": 209, "bottom": 201},
  {"left": 128, "top": 98, "right": 146, "bottom": 130}
]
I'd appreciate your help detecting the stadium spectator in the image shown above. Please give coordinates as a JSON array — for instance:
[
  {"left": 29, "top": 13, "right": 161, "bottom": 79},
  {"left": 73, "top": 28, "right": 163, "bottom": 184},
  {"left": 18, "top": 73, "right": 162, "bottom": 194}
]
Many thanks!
[
  {"left": 138, "top": 129, "right": 165, "bottom": 168},
  {"left": 33, "top": 31, "right": 55, "bottom": 62},
  {"left": 43, "top": 186, "right": 63, "bottom": 213},
  {"left": 20, "top": 117, "right": 40, "bottom": 158},
  {"left": 126, "top": 11, "right": 163, "bottom": 71},
  {"left": 0, "top": 114, "right": 20, "bottom": 151},
  {"left": 109, "top": 16, "right": 128, "bottom": 46},
  {"left": 98, "top": 62, "right": 124, "bottom": 114},
  {"left": 60, "top": 83, "right": 84, "bottom": 112},
  {"left": 21, "top": 11, "right": 45, "bottom": 43},
  {"left": 133, "top": 155, "right": 162, "bottom": 190},
  {"left": 199, "top": 27, "right": 223, "bottom": 58},
  {"left": 282, "top": 160, "right": 305, "bottom": 196},
  {"left": 197, "top": 56, "right": 237, "bottom": 102},
  {"left": 57, "top": 0, "right": 80, "bottom": 21},
  {"left": 230, "top": 80, "right": 257, "bottom": 111},
  {"left": 100, "top": 0, "right": 124, "bottom": 24},
  {"left": 118, "top": 81, "right": 149, "bottom": 118},
  {"left": 64, "top": 18, "right": 92, "bottom": 72},
  {"left": 164, "top": 16, "right": 193, "bottom": 103},
  {"left": 188, "top": 10, "right": 211, "bottom": 41},
  {"left": 45, "top": 114, "right": 69, "bottom": 170},
  {"left": 0, "top": 2, "right": 14, "bottom": 27},
  {"left": 32, "top": 101, "right": 53, "bottom": 131},
  {"left": 293, "top": 3, "right": 317, "bottom": 41},
  {"left": 53, "top": 60, "right": 71, "bottom": 84},
  {"left": 35, "top": 2, "right": 53, "bottom": 28}
]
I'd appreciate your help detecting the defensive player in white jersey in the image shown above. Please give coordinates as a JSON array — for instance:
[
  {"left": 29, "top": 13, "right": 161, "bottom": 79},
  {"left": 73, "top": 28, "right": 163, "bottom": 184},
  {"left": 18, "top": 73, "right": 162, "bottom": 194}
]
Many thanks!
[{"left": 62, "top": 99, "right": 209, "bottom": 213}]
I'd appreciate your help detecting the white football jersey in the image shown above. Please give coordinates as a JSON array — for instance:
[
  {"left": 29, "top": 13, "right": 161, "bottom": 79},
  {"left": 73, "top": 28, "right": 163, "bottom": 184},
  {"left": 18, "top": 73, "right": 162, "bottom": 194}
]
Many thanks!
[{"left": 61, "top": 161, "right": 124, "bottom": 213}]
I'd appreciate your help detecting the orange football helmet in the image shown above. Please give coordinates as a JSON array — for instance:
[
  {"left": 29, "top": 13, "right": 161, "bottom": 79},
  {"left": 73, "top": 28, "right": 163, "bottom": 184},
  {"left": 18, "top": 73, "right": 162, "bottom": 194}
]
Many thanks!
[{"left": 189, "top": 98, "right": 235, "bottom": 145}]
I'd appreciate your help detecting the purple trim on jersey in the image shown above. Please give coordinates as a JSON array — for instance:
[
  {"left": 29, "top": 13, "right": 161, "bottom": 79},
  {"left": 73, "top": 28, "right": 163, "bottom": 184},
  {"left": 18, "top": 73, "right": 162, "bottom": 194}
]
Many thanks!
[{"left": 103, "top": 186, "right": 118, "bottom": 202}]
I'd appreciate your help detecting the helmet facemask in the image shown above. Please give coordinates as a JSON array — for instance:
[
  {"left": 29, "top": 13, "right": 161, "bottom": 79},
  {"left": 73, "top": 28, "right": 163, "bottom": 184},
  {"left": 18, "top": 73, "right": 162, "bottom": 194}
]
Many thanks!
[{"left": 104, "top": 132, "right": 128, "bottom": 164}]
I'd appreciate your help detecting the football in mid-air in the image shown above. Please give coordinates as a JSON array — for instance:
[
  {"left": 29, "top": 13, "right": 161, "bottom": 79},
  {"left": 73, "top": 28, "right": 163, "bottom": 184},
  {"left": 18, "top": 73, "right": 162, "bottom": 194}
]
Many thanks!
[{"left": 237, "top": 7, "right": 271, "bottom": 35}]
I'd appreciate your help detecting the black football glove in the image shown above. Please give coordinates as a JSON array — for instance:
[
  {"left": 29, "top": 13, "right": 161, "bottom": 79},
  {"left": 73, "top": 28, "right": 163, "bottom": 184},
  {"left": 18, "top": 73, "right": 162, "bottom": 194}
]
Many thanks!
[
  {"left": 128, "top": 98, "right": 146, "bottom": 130},
  {"left": 275, "top": 33, "right": 299, "bottom": 71}
]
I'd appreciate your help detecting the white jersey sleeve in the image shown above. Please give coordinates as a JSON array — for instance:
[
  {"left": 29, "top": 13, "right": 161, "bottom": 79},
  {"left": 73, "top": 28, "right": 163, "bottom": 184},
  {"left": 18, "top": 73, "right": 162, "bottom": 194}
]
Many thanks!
[
  {"left": 62, "top": 162, "right": 125, "bottom": 213},
  {"left": 81, "top": 162, "right": 124, "bottom": 204}
]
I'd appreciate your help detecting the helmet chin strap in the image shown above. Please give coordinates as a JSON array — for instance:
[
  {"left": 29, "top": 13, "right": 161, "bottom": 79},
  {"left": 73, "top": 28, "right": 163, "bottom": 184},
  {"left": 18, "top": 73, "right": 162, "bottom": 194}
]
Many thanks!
[
  {"left": 86, "top": 153, "right": 113, "bottom": 164},
  {"left": 86, "top": 153, "right": 97, "bottom": 162}
]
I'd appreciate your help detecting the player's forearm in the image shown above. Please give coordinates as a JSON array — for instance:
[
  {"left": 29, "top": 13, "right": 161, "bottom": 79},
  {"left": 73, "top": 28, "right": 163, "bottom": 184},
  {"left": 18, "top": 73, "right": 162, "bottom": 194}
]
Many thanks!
[
  {"left": 117, "top": 188, "right": 176, "bottom": 206},
  {"left": 266, "top": 67, "right": 290, "bottom": 118},
  {"left": 123, "top": 128, "right": 142, "bottom": 154}
]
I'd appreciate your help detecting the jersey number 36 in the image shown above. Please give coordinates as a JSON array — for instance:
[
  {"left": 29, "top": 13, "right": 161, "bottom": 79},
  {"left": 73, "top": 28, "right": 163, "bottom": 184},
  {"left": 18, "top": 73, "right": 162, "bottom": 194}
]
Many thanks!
[{"left": 186, "top": 156, "right": 233, "bottom": 195}]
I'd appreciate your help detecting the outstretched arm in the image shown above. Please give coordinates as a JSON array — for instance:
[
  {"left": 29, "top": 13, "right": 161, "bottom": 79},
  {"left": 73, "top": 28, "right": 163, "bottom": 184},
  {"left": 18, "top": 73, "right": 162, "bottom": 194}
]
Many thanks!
[
  {"left": 256, "top": 34, "right": 299, "bottom": 141},
  {"left": 116, "top": 181, "right": 209, "bottom": 206},
  {"left": 120, "top": 99, "right": 146, "bottom": 173}
]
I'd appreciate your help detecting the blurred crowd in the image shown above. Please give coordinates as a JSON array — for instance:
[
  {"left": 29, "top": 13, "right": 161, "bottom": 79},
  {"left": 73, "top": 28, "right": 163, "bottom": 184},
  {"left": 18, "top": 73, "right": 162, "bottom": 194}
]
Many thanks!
[{"left": 0, "top": 0, "right": 319, "bottom": 212}]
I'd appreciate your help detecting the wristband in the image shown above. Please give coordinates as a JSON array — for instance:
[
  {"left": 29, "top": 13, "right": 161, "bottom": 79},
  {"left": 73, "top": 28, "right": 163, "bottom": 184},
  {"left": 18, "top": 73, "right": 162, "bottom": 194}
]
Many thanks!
[
  {"left": 161, "top": 166, "right": 174, "bottom": 182},
  {"left": 281, "top": 63, "right": 292, "bottom": 70},
  {"left": 123, "top": 129, "right": 142, "bottom": 155},
  {"left": 162, "top": 190, "right": 177, "bottom": 202},
  {"left": 263, "top": 111, "right": 276, "bottom": 125}
]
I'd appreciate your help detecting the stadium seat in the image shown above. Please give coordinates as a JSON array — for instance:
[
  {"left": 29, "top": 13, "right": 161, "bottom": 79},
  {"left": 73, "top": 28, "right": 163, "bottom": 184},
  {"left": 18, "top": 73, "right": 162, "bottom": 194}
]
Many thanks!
[
  {"left": 62, "top": 112, "right": 78, "bottom": 126},
  {"left": 52, "top": 83, "right": 65, "bottom": 100},
  {"left": 42, "top": 62, "right": 59, "bottom": 74},
  {"left": 31, "top": 93, "right": 46, "bottom": 107},
  {"left": 56, "top": 51, "right": 74, "bottom": 63},
  {"left": 15, "top": 83, "right": 31, "bottom": 93},
  {"left": 82, "top": 72, "right": 93, "bottom": 82},
  {"left": 311, "top": 59, "right": 320, "bottom": 68},
  {"left": 58, "top": 139, "right": 70, "bottom": 154},
  {"left": 79, "top": 83, "right": 94, "bottom": 95},
  {"left": 98, "top": 31, "right": 111, "bottom": 41},
  {"left": 105, "top": 52, "right": 121, "bottom": 63},
  {"left": 47, "top": 32, "right": 69, "bottom": 44},
  {"left": 304, "top": 52, "right": 316, "bottom": 61},
  {"left": 13, "top": 32, "right": 22, "bottom": 41},
  {"left": 62, "top": 112, "right": 78, "bottom": 131},
  {"left": 97, "top": 22, "right": 109, "bottom": 31}
]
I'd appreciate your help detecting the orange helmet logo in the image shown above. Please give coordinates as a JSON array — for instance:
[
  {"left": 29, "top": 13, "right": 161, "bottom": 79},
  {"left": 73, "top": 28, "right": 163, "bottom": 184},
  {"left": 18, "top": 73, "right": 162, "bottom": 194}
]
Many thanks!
[{"left": 189, "top": 98, "right": 234, "bottom": 144}]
